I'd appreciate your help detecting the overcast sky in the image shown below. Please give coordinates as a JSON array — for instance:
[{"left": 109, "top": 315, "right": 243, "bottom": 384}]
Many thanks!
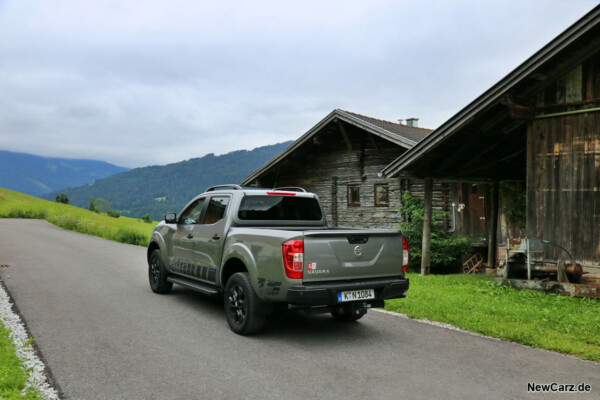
[{"left": 0, "top": 1, "right": 597, "bottom": 168}]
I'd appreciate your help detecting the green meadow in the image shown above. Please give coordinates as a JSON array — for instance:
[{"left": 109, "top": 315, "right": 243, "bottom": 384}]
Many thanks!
[
  {"left": 0, "top": 188, "right": 155, "bottom": 246},
  {"left": 386, "top": 273, "right": 600, "bottom": 362}
]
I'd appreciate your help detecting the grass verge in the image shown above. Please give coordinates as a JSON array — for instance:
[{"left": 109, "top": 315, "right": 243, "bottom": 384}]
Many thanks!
[
  {"left": 0, "top": 188, "right": 154, "bottom": 247},
  {"left": 385, "top": 273, "right": 600, "bottom": 362},
  {"left": 0, "top": 322, "right": 43, "bottom": 399}
]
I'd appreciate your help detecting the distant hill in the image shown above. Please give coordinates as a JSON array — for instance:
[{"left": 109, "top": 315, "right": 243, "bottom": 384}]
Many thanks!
[
  {"left": 0, "top": 150, "right": 129, "bottom": 196},
  {"left": 44, "top": 141, "right": 293, "bottom": 220}
]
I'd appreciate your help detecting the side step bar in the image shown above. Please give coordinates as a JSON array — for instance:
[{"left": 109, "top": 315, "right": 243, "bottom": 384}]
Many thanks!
[{"left": 167, "top": 276, "right": 221, "bottom": 296}]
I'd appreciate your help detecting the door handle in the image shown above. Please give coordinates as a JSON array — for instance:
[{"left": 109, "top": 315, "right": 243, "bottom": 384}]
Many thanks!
[
  {"left": 187, "top": 234, "right": 193, "bottom": 239},
  {"left": 212, "top": 234, "right": 221, "bottom": 241}
]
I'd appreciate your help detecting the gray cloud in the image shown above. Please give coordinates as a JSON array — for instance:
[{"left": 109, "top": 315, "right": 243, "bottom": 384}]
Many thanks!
[{"left": 0, "top": 0, "right": 597, "bottom": 167}]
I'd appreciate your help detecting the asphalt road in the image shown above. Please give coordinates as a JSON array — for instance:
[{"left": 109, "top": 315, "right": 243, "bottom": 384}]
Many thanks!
[{"left": 0, "top": 219, "right": 598, "bottom": 400}]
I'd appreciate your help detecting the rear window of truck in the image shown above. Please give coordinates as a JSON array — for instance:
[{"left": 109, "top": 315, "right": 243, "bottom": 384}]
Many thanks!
[{"left": 238, "top": 196, "right": 323, "bottom": 221}]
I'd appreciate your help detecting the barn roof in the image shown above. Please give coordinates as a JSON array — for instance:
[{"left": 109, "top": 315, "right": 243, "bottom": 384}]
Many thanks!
[
  {"left": 344, "top": 111, "right": 431, "bottom": 143},
  {"left": 241, "top": 109, "right": 431, "bottom": 185},
  {"left": 381, "top": 5, "right": 600, "bottom": 181}
]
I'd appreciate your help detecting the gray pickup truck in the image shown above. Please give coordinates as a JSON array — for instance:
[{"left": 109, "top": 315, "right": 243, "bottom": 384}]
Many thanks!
[{"left": 147, "top": 185, "right": 409, "bottom": 335}]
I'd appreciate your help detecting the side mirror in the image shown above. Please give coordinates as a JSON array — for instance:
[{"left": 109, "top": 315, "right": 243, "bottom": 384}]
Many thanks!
[{"left": 164, "top": 212, "right": 177, "bottom": 224}]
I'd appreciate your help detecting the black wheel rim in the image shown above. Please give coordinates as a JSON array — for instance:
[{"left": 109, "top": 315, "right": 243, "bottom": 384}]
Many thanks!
[
  {"left": 150, "top": 256, "right": 160, "bottom": 287},
  {"left": 228, "top": 284, "right": 247, "bottom": 325}
]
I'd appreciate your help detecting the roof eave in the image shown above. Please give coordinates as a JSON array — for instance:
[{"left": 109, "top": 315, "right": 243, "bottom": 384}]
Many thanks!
[
  {"left": 242, "top": 109, "right": 418, "bottom": 185},
  {"left": 382, "top": 5, "right": 600, "bottom": 178}
]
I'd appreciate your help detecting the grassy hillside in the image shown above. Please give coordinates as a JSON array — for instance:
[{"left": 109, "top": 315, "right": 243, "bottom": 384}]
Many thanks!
[
  {"left": 44, "top": 141, "right": 293, "bottom": 220},
  {"left": 0, "top": 188, "right": 154, "bottom": 246},
  {"left": 0, "top": 150, "right": 129, "bottom": 197}
]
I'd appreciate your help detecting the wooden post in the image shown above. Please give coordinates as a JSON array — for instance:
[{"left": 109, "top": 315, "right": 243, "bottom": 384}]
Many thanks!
[
  {"left": 487, "top": 181, "right": 499, "bottom": 268},
  {"left": 331, "top": 177, "right": 338, "bottom": 227},
  {"left": 421, "top": 177, "right": 433, "bottom": 275}
]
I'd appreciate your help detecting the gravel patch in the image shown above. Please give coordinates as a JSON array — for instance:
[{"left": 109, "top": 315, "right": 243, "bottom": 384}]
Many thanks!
[{"left": 0, "top": 279, "right": 60, "bottom": 400}]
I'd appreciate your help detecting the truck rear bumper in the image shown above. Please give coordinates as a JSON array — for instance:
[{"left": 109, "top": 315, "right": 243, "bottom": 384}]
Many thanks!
[{"left": 286, "top": 276, "right": 409, "bottom": 306}]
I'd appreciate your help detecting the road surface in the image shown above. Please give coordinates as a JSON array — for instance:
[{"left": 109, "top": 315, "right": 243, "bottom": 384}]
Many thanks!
[{"left": 0, "top": 219, "right": 598, "bottom": 399}]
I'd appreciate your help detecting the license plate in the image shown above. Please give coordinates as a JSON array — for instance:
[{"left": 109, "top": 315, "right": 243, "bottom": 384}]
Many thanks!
[{"left": 338, "top": 289, "right": 375, "bottom": 302}]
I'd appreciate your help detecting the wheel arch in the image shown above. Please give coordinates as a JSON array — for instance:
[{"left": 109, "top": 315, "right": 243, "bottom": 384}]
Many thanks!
[
  {"left": 221, "top": 258, "right": 248, "bottom": 288},
  {"left": 147, "top": 241, "right": 160, "bottom": 263}
]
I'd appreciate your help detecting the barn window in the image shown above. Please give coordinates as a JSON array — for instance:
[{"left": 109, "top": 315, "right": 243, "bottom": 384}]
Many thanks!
[
  {"left": 374, "top": 184, "right": 389, "bottom": 207},
  {"left": 347, "top": 185, "right": 360, "bottom": 207}
]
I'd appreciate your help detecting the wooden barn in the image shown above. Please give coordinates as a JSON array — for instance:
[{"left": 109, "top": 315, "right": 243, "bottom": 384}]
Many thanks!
[
  {"left": 241, "top": 109, "right": 454, "bottom": 229},
  {"left": 383, "top": 6, "right": 600, "bottom": 273}
]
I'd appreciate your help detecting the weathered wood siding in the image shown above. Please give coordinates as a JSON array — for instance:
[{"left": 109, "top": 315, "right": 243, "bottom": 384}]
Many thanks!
[
  {"left": 253, "top": 132, "right": 452, "bottom": 229},
  {"left": 267, "top": 146, "right": 406, "bottom": 228},
  {"left": 528, "top": 52, "right": 600, "bottom": 267},
  {"left": 527, "top": 113, "right": 600, "bottom": 267}
]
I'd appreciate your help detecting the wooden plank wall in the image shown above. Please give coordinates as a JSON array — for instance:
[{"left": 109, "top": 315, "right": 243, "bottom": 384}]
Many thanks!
[
  {"left": 270, "top": 146, "right": 406, "bottom": 228},
  {"left": 255, "top": 135, "right": 452, "bottom": 229},
  {"left": 527, "top": 112, "right": 600, "bottom": 267}
]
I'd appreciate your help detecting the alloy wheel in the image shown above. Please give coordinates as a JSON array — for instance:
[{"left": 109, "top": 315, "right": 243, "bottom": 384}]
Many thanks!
[{"left": 228, "top": 284, "right": 247, "bottom": 325}]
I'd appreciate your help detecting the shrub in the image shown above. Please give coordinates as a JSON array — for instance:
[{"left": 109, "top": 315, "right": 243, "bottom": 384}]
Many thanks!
[
  {"left": 397, "top": 191, "right": 471, "bottom": 273},
  {"left": 88, "top": 198, "right": 100, "bottom": 213},
  {"left": 141, "top": 214, "right": 152, "bottom": 223},
  {"left": 500, "top": 181, "right": 526, "bottom": 230},
  {"left": 55, "top": 193, "right": 69, "bottom": 204},
  {"left": 107, "top": 210, "right": 121, "bottom": 218}
]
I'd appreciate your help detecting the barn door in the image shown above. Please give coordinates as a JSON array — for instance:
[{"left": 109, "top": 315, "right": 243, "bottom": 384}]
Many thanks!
[{"left": 468, "top": 192, "right": 486, "bottom": 242}]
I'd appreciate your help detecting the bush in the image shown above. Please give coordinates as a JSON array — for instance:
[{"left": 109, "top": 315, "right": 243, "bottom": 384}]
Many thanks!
[
  {"left": 55, "top": 193, "right": 69, "bottom": 204},
  {"left": 500, "top": 181, "right": 526, "bottom": 229},
  {"left": 88, "top": 198, "right": 100, "bottom": 213},
  {"left": 141, "top": 214, "right": 152, "bottom": 223},
  {"left": 107, "top": 210, "right": 121, "bottom": 218},
  {"left": 397, "top": 191, "right": 471, "bottom": 273}
]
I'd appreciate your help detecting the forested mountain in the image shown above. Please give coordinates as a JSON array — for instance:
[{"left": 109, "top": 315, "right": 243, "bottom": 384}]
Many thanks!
[
  {"left": 44, "top": 142, "right": 292, "bottom": 220},
  {"left": 0, "top": 150, "right": 129, "bottom": 196}
]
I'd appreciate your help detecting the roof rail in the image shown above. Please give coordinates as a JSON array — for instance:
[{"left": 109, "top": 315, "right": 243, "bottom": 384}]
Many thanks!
[
  {"left": 272, "top": 186, "right": 307, "bottom": 192},
  {"left": 205, "top": 184, "right": 243, "bottom": 192}
]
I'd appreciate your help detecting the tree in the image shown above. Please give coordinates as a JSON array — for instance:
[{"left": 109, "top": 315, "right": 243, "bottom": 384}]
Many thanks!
[
  {"left": 397, "top": 191, "right": 471, "bottom": 273},
  {"left": 88, "top": 197, "right": 99, "bottom": 213},
  {"left": 55, "top": 193, "right": 69, "bottom": 204}
]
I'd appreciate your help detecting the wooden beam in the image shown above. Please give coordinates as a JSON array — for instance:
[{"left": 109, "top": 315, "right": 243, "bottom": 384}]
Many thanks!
[
  {"left": 480, "top": 110, "right": 508, "bottom": 132},
  {"left": 487, "top": 182, "right": 499, "bottom": 268},
  {"left": 331, "top": 177, "right": 338, "bottom": 227},
  {"left": 336, "top": 120, "right": 353, "bottom": 151},
  {"left": 501, "top": 94, "right": 535, "bottom": 120},
  {"left": 509, "top": 104, "right": 535, "bottom": 120},
  {"left": 421, "top": 177, "right": 433, "bottom": 275},
  {"left": 522, "top": 35, "right": 600, "bottom": 97},
  {"left": 367, "top": 133, "right": 381, "bottom": 154}
]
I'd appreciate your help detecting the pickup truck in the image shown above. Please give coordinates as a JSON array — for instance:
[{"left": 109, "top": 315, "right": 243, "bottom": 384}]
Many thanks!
[{"left": 147, "top": 185, "right": 409, "bottom": 335}]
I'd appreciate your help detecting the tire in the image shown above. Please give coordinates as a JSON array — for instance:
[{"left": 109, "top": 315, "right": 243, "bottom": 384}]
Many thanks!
[
  {"left": 148, "top": 249, "right": 173, "bottom": 294},
  {"left": 331, "top": 305, "right": 366, "bottom": 322},
  {"left": 224, "top": 272, "right": 266, "bottom": 335}
]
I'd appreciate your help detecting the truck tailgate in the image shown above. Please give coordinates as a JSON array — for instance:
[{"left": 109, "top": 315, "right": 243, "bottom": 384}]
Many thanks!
[{"left": 302, "top": 229, "right": 404, "bottom": 282}]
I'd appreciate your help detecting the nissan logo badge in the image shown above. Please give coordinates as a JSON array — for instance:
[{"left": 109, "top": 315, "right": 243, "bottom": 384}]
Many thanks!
[{"left": 354, "top": 246, "right": 363, "bottom": 256}]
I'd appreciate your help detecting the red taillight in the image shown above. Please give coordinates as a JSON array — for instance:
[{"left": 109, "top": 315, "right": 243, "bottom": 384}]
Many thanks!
[
  {"left": 282, "top": 239, "right": 303, "bottom": 279},
  {"left": 402, "top": 237, "right": 409, "bottom": 273},
  {"left": 267, "top": 191, "right": 297, "bottom": 196}
]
